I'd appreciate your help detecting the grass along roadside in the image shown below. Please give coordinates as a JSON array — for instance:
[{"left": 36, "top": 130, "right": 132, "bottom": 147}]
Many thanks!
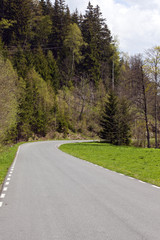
[
  {"left": 0, "top": 143, "right": 22, "bottom": 188},
  {"left": 59, "top": 142, "right": 160, "bottom": 186}
]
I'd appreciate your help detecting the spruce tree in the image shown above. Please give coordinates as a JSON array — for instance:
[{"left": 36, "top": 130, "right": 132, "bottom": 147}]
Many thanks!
[
  {"left": 80, "top": 3, "right": 113, "bottom": 86},
  {"left": 34, "top": 47, "right": 50, "bottom": 81},
  {"left": 51, "top": 0, "right": 70, "bottom": 59},
  {"left": 4, "top": 0, "right": 32, "bottom": 45},
  {"left": 100, "top": 92, "right": 131, "bottom": 145},
  {"left": 47, "top": 50, "right": 60, "bottom": 91},
  {"left": 100, "top": 91, "right": 119, "bottom": 144}
]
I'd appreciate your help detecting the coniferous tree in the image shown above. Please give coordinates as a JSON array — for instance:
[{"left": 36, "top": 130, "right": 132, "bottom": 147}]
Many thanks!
[
  {"left": 80, "top": 2, "right": 114, "bottom": 86},
  {"left": 47, "top": 50, "right": 60, "bottom": 91},
  {"left": 34, "top": 47, "right": 50, "bottom": 81},
  {"left": 71, "top": 9, "right": 79, "bottom": 24},
  {"left": 50, "top": 0, "right": 70, "bottom": 59},
  {"left": 0, "top": 52, "right": 18, "bottom": 143},
  {"left": 3, "top": 0, "right": 32, "bottom": 45},
  {"left": 0, "top": 0, "right": 4, "bottom": 20},
  {"left": 100, "top": 91, "right": 119, "bottom": 144},
  {"left": 39, "top": 0, "right": 47, "bottom": 15},
  {"left": 100, "top": 92, "right": 131, "bottom": 145}
]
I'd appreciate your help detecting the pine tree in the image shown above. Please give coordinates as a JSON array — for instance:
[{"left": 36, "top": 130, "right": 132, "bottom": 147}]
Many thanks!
[
  {"left": 100, "top": 91, "right": 119, "bottom": 144},
  {"left": 100, "top": 92, "right": 131, "bottom": 145},
  {"left": 50, "top": 0, "right": 71, "bottom": 59},
  {"left": 34, "top": 47, "right": 50, "bottom": 81},
  {"left": 80, "top": 3, "right": 113, "bottom": 86},
  {"left": 39, "top": 0, "right": 47, "bottom": 15},
  {"left": 71, "top": 9, "right": 79, "bottom": 24},
  {"left": 47, "top": 50, "right": 60, "bottom": 91},
  {"left": 4, "top": 0, "right": 32, "bottom": 45},
  {"left": 0, "top": 0, "right": 4, "bottom": 20}
]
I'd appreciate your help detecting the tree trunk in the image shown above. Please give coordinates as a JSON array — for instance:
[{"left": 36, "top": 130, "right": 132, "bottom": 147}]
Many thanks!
[
  {"left": 79, "top": 98, "right": 85, "bottom": 121},
  {"left": 155, "top": 84, "right": 158, "bottom": 148},
  {"left": 141, "top": 67, "right": 150, "bottom": 148}
]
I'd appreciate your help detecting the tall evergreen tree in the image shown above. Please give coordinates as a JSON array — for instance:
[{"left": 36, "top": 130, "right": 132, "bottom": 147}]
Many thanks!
[
  {"left": 50, "top": 0, "right": 71, "bottom": 59},
  {"left": 0, "top": 0, "right": 4, "bottom": 20},
  {"left": 100, "top": 91, "right": 119, "bottom": 144},
  {"left": 80, "top": 3, "right": 113, "bottom": 86},
  {"left": 34, "top": 47, "right": 50, "bottom": 81},
  {"left": 3, "top": 0, "right": 32, "bottom": 45},
  {"left": 100, "top": 92, "right": 131, "bottom": 145},
  {"left": 47, "top": 50, "right": 60, "bottom": 91}
]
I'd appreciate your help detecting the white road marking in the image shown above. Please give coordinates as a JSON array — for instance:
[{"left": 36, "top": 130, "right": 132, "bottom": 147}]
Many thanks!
[
  {"left": 152, "top": 185, "right": 160, "bottom": 189},
  {"left": 0, "top": 146, "right": 21, "bottom": 209},
  {"left": 138, "top": 180, "right": 146, "bottom": 184},
  {"left": 0, "top": 194, "right": 5, "bottom": 199},
  {"left": 128, "top": 177, "right": 134, "bottom": 179}
]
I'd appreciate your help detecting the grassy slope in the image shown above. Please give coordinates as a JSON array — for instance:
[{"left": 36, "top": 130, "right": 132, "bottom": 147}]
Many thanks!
[
  {"left": 59, "top": 142, "right": 160, "bottom": 186},
  {"left": 0, "top": 143, "right": 22, "bottom": 185}
]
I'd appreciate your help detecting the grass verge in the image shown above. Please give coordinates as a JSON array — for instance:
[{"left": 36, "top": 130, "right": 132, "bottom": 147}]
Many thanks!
[
  {"left": 0, "top": 143, "right": 22, "bottom": 186},
  {"left": 59, "top": 142, "right": 160, "bottom": 186}
]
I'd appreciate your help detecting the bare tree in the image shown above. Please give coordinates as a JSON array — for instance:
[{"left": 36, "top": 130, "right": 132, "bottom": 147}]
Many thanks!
[
  {"left": 144, "top": 46, "right": 160, "bottom": 148},
  {"left": 118, "top": 54, "right": 151, "bottom": 147}
]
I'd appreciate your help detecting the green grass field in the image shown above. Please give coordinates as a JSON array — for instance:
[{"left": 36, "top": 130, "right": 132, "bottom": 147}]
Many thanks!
[
  {"left": 0, "top": 143, "right": 22, "bottom": 185},
  {"left": 59, "top": 142, "right": 160, "bottom": 186}
]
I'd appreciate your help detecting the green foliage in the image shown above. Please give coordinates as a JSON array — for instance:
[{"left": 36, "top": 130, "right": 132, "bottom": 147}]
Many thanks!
[
  {"left": 51, "top": 0, "right": 71, "bottom": 59},
  {"left": 64, "top": 23, "right": 87, "bottom": 81},
  {"left": 34, "top": 47, "right": 50, "bottom": 81},
  {"left": 31, "top": 15, "right": 52, "bottom": 45},
  {"left": 3, "top": 0, "right": 32, "bottom": 44},
  {"left": 12, "top": 46, "right": 32, "bottom": 78},
  {"left": 47, "top": 50, "right": 60, "bottom": 91},
  {"left": 0, "top": 0, "right": 149, "bottom": 145},
  {"left": 64, "top": 23, "right": 86, "bottom": 63},
  {"left": 0, "top": 53, "right": 18, "bottom": 143},
  {"left": 80, "top": 3, "right": 114, "bottom": 85},
  {"left": 0, "top": 18, "right": 16, "bottom": 29},
  {"left": 17, "top": 69, "right": 54, "bottom": 140},
  {"left": 100, "top": 91, "right": 119, "bottom": 144},
  {"left": 100, "top": 91, "right": 131, "bottom": 145}
]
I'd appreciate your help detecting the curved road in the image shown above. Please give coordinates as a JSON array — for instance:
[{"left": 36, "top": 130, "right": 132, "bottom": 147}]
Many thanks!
[{"left": 0, "top": 141, "right": 160, "bottom": 239}]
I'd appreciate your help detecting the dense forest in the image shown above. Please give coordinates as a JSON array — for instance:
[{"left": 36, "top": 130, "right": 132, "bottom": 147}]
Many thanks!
[{"left": 0, "top": 0, "right": 160, "bottom": 147}]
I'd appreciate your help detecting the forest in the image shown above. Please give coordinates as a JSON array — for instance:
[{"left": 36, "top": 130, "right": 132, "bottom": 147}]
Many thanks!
[{"left": 0, "top": 0, "right": 160, "bottom": 148}]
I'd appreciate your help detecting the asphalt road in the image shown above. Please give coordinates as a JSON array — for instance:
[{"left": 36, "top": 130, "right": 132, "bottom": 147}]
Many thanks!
[{"left": 0, "top": 141, "right": 160, "bottom": 240}]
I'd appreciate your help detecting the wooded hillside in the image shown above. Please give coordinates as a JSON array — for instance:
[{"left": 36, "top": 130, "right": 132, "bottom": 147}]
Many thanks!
[{"left": 0, "top": 0, "right": 160, "bottom": 147}]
